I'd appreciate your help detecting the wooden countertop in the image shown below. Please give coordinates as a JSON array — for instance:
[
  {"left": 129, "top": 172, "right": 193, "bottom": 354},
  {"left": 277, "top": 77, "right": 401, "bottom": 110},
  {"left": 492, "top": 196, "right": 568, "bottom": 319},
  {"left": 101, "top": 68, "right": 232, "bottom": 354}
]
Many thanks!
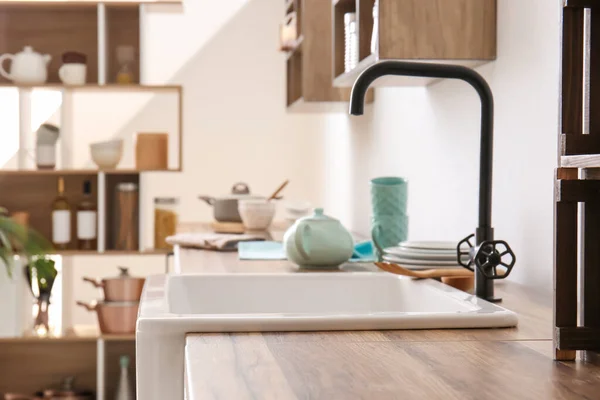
[{"left": 176, "top": 226, "right": 600, "bottom": 399}]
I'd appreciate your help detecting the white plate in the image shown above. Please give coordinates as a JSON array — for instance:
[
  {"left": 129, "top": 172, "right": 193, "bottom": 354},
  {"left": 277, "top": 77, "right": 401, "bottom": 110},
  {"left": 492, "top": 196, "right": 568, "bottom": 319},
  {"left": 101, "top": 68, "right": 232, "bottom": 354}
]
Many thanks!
[
  {"left": 384, "top": 246, "right": 458, "bottom": 261},
  {"left": 398, "top": 241, "right": 458, "bottom": 251},
  {"left": 382, "top": 255, "right": 461, "bottom": 268}
]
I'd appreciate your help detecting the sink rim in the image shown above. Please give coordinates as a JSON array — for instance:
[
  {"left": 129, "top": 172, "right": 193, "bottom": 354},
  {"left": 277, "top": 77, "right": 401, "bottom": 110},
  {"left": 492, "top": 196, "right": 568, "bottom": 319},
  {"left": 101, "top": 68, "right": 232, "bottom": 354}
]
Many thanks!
[{"left": 138, "top": 272, "right": 518, "bottom": 331}]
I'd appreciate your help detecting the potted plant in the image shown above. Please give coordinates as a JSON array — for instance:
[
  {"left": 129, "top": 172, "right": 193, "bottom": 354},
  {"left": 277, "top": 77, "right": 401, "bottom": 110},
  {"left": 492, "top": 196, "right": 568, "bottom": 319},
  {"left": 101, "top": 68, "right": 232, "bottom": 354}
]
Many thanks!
[
  {"left": 0, "top": 207, "right": 53, "bottom": 337},
  {"left": 28, "top": 255, "right": 57, "bottom": 336}
]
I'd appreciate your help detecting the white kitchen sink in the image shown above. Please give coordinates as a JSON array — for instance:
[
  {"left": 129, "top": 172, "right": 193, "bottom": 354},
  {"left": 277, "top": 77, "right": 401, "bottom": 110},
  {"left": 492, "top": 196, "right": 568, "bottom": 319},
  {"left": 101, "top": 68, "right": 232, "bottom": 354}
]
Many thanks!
[
  {"left": 137, "top": 272, "right": 517, "bottom": 400},
  {"left": 166, "top": 273, "right": 517, "bottom": 331}
]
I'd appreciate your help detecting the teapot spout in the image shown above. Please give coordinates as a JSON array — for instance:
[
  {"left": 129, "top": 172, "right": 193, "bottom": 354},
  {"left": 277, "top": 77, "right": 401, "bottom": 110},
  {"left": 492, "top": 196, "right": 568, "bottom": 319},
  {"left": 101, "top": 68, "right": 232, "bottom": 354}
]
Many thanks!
[{"left": 43, "top": 54, "right": 52, "bottom": 64}]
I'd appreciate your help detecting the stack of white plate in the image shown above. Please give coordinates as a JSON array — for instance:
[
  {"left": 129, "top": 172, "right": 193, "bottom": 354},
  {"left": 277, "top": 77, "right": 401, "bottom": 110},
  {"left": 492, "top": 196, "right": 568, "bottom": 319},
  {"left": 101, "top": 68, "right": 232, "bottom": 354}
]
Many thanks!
[{"left": 382, "top": 241, "right": 466, "bottom": 270}]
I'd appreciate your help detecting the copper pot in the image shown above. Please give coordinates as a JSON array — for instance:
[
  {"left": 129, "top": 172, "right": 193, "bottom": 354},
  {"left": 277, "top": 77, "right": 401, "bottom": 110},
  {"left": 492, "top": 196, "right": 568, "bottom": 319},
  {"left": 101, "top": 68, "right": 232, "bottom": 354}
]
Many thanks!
[
  {"left": 76, "top": 300, "right": 138, "bottom": 334},
  {"left": 83, "top": 266, "right": 145, "bottom": 302}
]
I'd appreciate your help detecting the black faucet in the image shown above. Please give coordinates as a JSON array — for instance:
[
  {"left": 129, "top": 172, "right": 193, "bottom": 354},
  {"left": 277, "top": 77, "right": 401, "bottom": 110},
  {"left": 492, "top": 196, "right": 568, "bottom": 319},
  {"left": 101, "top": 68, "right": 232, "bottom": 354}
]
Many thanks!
[{"left": 349, "top": 61, "right": 515, "bottom": 302}]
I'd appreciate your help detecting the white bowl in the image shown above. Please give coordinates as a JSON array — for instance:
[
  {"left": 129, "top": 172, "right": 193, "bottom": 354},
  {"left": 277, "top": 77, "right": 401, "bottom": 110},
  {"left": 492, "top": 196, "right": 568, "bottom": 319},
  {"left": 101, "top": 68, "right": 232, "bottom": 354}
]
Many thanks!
[
  {"left": 90, "top": 139, "right": 124, "bottom": 169},
  {"left": 284, "top": 200, "right": 312, "bottom": 221},
  {"left": 238, "top": 200, "right": 276, "bottom": 231}
]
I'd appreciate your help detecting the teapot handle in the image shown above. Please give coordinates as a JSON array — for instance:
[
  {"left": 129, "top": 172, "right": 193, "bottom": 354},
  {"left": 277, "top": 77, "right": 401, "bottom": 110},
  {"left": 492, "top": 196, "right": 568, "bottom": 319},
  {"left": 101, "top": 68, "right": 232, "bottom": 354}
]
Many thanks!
[
  {"left": 0, "top": 54, "right": 14, "bottom": 81},
  {"left": 295, "top": 223, "right": 311, "bottom": 261}
]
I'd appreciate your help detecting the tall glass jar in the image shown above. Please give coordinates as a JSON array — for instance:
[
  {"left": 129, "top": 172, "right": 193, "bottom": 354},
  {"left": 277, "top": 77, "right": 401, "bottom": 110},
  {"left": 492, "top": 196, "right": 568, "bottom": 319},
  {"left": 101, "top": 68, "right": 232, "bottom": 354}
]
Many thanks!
[
  {"left": 154, "top": 197, "right": 179, "bottom": 250},
  {"left": 114, "top": 183, "right": 139, "bottom": 251}
]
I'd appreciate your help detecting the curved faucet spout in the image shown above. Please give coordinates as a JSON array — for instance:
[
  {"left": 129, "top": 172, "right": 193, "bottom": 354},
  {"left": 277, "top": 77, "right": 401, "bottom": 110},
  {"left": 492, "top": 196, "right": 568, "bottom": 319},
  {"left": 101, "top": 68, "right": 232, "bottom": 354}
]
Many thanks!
[{"left": 349, "top": 61, "right": 494, "bottom": 237}]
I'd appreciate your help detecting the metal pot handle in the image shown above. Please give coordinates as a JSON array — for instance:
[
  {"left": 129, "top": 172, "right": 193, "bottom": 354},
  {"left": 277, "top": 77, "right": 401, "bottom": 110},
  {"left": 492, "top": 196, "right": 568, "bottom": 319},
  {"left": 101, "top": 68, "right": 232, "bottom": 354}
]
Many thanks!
[
  {"left": 198, "top": 196, "right": 216, "bottom": 206},
  {"left": 76, "top": 301, "right": 96, "bottom": 312},
  {"left": 82, "top": 277, "right": 104, "bottom": 288},
  {"left": 231, "top": 182, "right": 250, "bottom": 194}
]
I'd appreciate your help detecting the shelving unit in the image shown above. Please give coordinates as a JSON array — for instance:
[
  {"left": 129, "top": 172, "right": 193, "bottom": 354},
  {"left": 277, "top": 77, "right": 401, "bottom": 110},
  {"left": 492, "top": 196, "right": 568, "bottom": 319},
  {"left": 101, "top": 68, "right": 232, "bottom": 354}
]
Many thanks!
[
  {"left": 0, "top": 0, "right": 180, "bottom": 4},
  {"left": 332, "top": 0, "right": 497, "bottom": 87},
  {"left": 0, "top": 333, "right": 135, "bottom": 398},
  {"left": 0, "top": 168, "right": 181, "bottom": 176},
  {"left": 283, "top": 0, "right": 372, "bottom": 111},
  {"left": 554, "top": 3, "right": 600, "bottom": 362},
  {"left": 0, "top": 0, "right": 181, "bottom": 398}
]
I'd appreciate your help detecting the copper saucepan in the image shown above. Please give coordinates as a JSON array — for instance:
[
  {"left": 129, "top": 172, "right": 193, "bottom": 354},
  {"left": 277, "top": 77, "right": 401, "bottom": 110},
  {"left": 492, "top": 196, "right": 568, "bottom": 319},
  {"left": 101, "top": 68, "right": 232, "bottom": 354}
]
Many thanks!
[
  {"left": 82, "top": 266, "right": 145, "bottom": 302},
  {"left": 76, "top": 300, "right": 138, "bottom": 334}
]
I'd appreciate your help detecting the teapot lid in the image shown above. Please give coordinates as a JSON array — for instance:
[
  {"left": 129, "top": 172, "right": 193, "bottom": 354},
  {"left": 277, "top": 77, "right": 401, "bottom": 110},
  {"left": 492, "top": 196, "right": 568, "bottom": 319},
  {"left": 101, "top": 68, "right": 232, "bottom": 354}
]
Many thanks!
[
  {"left": 300, "top": 208, "right": 336, "bottom": 222},
  {"left": 23, "top": 46, "right": 34, "bottom": 52}
]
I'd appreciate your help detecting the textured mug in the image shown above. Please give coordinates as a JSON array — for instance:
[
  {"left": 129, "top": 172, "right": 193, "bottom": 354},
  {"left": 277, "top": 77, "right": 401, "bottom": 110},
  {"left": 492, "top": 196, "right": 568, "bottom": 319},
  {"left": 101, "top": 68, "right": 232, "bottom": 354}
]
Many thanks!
[
  {"left": 371, "top": 215, "right": 409, "bottom": 259},
  {"left": 370, "top": 177, "right": 408, "bottom": 259},
  {"left": 370, "top": 177, "right": 408, "bottom": 216}
]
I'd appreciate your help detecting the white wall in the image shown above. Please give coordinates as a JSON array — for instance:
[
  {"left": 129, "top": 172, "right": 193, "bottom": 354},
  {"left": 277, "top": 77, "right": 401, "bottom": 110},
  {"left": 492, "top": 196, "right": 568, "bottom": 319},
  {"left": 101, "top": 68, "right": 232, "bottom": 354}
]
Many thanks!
[{"left": 322, "top": 0, "right": 561, "bottom": 289}]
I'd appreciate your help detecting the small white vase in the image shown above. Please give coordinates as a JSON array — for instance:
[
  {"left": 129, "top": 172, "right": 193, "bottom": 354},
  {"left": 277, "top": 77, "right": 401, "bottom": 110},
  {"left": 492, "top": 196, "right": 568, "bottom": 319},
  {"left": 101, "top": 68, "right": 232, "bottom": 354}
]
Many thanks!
[{"left": 0, "top": 257, "right": 32, "bottom": 338}]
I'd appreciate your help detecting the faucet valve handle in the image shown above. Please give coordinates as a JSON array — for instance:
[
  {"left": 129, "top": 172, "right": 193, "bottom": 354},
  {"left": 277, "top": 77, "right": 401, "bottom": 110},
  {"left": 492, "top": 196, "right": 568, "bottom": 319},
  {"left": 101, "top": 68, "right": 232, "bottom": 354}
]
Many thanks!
[
  {"left": 457, "top": 234, "right": 476, "bottom": 271},
  {"left": 458, "top": 236, "right": 516, "bottom": 280},
  {"left": 473, "top": 240, "right": 515, "bottom": 280}
]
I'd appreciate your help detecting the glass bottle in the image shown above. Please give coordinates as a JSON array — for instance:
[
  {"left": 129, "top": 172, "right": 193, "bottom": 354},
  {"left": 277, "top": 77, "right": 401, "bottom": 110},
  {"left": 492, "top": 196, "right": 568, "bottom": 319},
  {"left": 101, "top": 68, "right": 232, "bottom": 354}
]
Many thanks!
[
  {"left": 115, "top": 355, "right": 134, "bottom": 400},
  {"left": 51, "top": 177, "right": 71, "bottom": 250},
  {"left": 77, "top": 180, "right": 97, "bottom": 250},
  {"left": 116, "top": 46, "right": 135, "bottom": 84}
]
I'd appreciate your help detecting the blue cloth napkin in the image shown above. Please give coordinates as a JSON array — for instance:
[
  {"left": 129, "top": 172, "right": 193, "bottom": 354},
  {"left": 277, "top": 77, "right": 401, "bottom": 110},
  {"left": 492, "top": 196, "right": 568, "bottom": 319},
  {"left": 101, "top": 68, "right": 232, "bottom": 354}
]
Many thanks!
[
  {"left": 351, "top": 241, "right": 376, "bottom": 262},
  {"left": 238, "top": 241, "right": 287, "bottom": 260},
  {"left": 238, "top": 240, "right": 376, "bottom": 262}
]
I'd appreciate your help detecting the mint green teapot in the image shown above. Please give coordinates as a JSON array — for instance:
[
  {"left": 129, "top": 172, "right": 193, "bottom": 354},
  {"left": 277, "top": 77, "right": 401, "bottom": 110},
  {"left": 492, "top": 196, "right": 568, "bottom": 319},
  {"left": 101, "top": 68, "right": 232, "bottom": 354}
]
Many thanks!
[{"left": 283, "top": 208, "right": 354, "bottom": 269}]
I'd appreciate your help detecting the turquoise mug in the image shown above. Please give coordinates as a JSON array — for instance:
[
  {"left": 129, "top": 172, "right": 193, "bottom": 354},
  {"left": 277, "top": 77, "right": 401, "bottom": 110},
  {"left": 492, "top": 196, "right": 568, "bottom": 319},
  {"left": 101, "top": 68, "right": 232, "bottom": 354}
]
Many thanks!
[
  {"left": 371, "top": 215, "right": 409, "bottom": 260},
  {"left": 370, "top": 177, "right": 408, "bottom": 216}
]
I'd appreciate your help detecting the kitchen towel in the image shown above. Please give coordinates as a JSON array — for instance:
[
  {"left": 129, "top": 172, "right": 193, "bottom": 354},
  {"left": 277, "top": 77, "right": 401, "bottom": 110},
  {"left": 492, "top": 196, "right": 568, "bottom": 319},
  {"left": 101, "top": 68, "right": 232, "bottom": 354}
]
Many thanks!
[
  {"left": 166, "top": 232, "right": 264, "bottom": 251},
  {"left": 352, "top": 241, "right": 376, "bottom": 262},
  {"left": 238, "top": 241, "right": 287, "bottom": 260},
  {"left": 237, "top": 240, "right": 376, "bottom": 262}
]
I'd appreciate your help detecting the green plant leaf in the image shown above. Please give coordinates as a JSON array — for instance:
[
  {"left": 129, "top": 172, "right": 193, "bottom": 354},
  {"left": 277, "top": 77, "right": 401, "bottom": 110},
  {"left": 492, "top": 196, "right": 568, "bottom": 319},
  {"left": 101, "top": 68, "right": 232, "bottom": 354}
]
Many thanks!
[
  {"left": 0, "top": 248, "right": 13, "bottom": 279},
  {"left": 0, "top": 214, "right": 53, "bottom": 279}
]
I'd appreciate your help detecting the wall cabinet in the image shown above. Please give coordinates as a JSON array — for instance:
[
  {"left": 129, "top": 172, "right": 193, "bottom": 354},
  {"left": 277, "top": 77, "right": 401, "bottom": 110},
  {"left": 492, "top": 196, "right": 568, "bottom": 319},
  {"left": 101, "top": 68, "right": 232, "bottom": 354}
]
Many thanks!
[
  {"left": 332, "top": 0, "right": 497, "bottom": 87},
  {"left": 284, "top": 0, "right": 372, "bottom": 111}
]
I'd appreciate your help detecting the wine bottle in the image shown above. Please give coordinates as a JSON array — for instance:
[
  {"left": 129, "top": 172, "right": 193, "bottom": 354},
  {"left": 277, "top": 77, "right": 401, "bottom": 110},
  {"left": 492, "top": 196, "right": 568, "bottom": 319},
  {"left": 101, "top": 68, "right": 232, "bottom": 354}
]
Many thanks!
[
  {"left": 77, "top": 180, "right": 97, "bottom": 250},
  {"left": 51, "top": 177, "right": 71, "bottom": 250}
]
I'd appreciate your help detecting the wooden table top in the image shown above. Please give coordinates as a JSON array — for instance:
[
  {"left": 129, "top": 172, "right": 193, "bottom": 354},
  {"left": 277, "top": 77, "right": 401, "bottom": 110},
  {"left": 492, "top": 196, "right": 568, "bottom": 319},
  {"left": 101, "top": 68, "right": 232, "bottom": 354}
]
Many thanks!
[{"left": 176, "top": 226, "right": 600, "bottom": 399}]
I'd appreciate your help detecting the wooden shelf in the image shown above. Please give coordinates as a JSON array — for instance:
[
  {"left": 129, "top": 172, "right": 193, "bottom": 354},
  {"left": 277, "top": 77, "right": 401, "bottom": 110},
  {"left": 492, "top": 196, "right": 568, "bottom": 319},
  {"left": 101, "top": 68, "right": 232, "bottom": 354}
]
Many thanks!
[
  {"left": 333, "top": 55, "right": 490, "bottom": 87},
  {"left": 285, "top": 35, "right": 304, "bottom": 60},
  {"left": 0, "top": 325, "right": 134, "bottom": 343},
  {"left": 0, "top": 4, "right": 141, "bottom": 85},
  {"left": 564, "top": 0, "right": 596, "bottom": 8},
  {"left": 52, "top": 249, "right": 169, "bottom": 256},
  {"left": 284, "top": 0, "right": 359, "bottom": 111},
  {"left": 332, "top": 0, "right": 497, "bottom": 88},
  {"left": 333, "top": 0, "right": 354, "bottom": 6},
  {"left": 561, "top": 154, "right": 600, "bottom": 168},
  {"left": 0, "top": 168, "right": 180, "bottom": 176},
  {"left": 0, "top": 0, "right": 180, "bottom": 5},
  {"left": 0, "top": 83, "right": 182, "bottom": 92}
]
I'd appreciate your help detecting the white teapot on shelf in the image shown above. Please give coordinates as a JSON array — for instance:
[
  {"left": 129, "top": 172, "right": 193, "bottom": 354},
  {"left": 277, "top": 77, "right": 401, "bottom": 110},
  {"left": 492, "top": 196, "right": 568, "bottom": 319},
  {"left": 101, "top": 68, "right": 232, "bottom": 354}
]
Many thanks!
[{"left": 0, "top": 46, "right": 51, "bottom": 84}]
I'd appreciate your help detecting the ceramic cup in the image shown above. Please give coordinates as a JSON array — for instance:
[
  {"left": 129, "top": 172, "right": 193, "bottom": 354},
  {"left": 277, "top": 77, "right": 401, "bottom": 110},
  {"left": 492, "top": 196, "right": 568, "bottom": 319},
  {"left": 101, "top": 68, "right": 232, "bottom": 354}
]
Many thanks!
[
  {"left": 59, "top": 63, "right": 86, "bottom": 85},
  {"left": 370, "top": 177, "right": 408, "bottom": 216},
  {"left": 371, "top": 215, "right": 409, "bottom": 259},
  {"left": 370, "top": 177, "right": 408, "bottom": 259}
]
